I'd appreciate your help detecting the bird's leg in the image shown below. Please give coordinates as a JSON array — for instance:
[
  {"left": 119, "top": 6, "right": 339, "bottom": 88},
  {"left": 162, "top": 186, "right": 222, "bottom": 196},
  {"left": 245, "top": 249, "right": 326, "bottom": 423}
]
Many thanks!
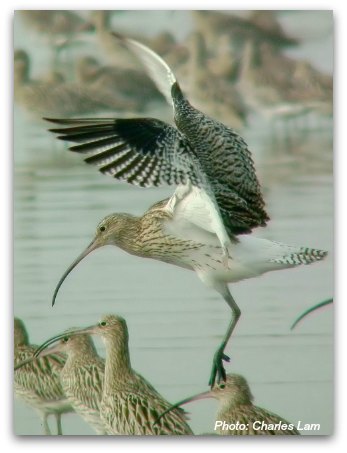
[
  {"left": 55, "top": 413, "right": 63, "bottom": 435},
  {"left": 209, "top": 286, "right": 241, "bottom": 387},
  {"left": 41, "top": 413, "right": 52, "bottom": 435},
  {"left": 221, "top": 243, "right": 231, "bottom": 269}
]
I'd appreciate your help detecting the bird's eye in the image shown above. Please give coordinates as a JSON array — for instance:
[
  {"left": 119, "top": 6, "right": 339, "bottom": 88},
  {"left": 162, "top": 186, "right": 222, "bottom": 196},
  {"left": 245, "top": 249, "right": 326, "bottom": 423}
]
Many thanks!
[
  {"left": 219, "top": 384, "right": 225, "bottom": 389},
  {"left": 99, "top": 225, "right": 106, "bottom": 232},
  {"left": 62, "top": 337, "right": 69, "bottom": 343},
  {"left": 100, "top": 321, "right": 107, "bottom": 327}
]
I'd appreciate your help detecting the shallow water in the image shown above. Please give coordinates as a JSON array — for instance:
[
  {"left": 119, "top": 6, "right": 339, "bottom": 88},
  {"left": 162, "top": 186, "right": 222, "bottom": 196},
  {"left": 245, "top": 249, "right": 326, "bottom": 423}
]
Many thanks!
[{"left": 13, "top": 10, "right": 333, "bottom": 436}]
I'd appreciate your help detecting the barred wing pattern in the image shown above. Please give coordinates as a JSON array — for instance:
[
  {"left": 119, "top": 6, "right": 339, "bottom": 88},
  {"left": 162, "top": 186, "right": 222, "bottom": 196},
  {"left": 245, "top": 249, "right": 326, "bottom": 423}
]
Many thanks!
[
  {"left": 205, "top": 122, "right": 269, "bottom": 233},
  {"left": 46, "top": 117, "right": 201, "bottom": 188},
  {"left": 61, "top": 362, "right": 104, "bottom": 412},
  {"left": 169, "top": 85, "right": 270, "bottom": 235},
  {"left": 61, "top": 362, "right": 106, "bottom": 434},
  {"left": 114, "top": 35, "right": 270, "bottom": 234},
  {"left": 14, "top": 346, "right": 67, "bottom": 402},
  {"left": 101, "top": 391, "right": 193, "bottom": 435}
]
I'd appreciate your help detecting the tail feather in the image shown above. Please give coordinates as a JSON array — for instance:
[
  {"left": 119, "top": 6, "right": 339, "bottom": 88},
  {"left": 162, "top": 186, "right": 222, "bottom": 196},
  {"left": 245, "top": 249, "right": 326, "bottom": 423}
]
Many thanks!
[
  {"left": 111, "top": 33, "right": 176, "bottom": 106},
  {"left": 270, "top": 246, "right": 328, "bottom": 265}
]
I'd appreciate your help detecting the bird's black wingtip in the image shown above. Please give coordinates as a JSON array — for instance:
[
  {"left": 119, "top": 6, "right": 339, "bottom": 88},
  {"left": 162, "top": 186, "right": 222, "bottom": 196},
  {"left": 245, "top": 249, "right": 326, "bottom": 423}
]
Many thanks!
[
  {"left": 44, "top": 117, "right": 75, "bottom": 126},
  {"left": 43, "top": 117, "right": 58, "bottom": 123}
]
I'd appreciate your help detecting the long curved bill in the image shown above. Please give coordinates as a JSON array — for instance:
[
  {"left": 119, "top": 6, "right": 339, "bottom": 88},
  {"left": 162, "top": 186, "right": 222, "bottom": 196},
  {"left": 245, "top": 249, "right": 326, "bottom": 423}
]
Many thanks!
[
  {"left": 33, "top": 325, "right": 97, "bottom": 357},
  {"left": 154, "top": 390, "right": 213, "bottom": 426},
  {"left": 290, "top": 297, "right": 333, "bottom": 330},
  {"left": 52, "top": 238, "right": 101, "bottom": 306}
]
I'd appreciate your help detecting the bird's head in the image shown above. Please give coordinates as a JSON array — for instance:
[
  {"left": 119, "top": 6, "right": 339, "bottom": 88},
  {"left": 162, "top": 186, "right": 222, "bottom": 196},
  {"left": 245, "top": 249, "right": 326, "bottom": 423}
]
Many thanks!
[
  {"left": 210, "top": 374, "right": 253, "bottom": 404},
  {"left": 52, "top": 213, "right": 134, "bottom": 306}
]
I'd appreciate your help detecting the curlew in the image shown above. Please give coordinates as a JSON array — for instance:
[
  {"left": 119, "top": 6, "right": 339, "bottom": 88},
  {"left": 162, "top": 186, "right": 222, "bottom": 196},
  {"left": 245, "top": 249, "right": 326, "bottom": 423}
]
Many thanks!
[
  {"left": 34, "top": 315, "right": 194, "bottom": 435},
  {"left": 14, "top": 318, "right": 73, "bottom": 435},
  {"left": 46, "top": 34, "right": 270, "bottom": 265},
  {"left": 44, "top": 36, "right": 327, "bottom": 386},
  {"left": 156, "top": 373, "right": 300, "bottom": 435},
  {"left": 30, "top": 332, "right": 107, "bottom": 435},
  {"left": 48, "top": 195, "right": 327, "bottom": 386}
]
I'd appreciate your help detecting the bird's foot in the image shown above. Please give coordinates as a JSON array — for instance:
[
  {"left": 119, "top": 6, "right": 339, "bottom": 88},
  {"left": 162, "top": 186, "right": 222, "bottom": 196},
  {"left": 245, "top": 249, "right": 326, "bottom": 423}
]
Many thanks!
[{"left": 208, "top": 349, "right": 230, "bottom": 388}]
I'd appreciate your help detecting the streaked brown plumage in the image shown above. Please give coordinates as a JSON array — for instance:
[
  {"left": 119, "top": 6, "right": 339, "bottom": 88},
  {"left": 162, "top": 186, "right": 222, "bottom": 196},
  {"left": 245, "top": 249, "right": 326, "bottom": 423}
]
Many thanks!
[
  {"left": 157, "top": 374, "right": 300, "bottom": 435},
  {"left": 44, "top": 36, "right": 327, "bottom": 389},
  {"left": 14, "top": 318, "right": 73, "bottom": 435},
  {"left": 49, "top": 191, "right": 326, "bottom": 390},
  {"left": 36, "top": 333, "right": 107, "bottom": 435},
  {"left": 35, "top": 315, "right": 194, "bottom": 435}
]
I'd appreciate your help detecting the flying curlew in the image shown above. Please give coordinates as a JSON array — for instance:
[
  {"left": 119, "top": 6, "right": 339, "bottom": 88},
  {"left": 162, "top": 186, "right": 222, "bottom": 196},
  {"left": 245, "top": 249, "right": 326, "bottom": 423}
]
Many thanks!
[{"left": 44, "top": 35, "right": 327, "bottom": 387}]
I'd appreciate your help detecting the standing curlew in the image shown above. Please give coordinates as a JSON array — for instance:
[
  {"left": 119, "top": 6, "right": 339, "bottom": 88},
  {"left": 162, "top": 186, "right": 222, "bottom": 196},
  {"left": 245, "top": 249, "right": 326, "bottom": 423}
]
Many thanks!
[
  {"left": 44, "top": 36, "right": 327, "bottom": 387},
  {"left": 156, "top": 373, "right": 300, "bottom": 435},
  {"left": 30, "top": 332, "right": 107, "bottom": 435},
  {"left": 34, "top": 315, "right": 194, "bottom": 435},
  {"left": 14, "top": 318, "right": 73, "bottom": 435}
]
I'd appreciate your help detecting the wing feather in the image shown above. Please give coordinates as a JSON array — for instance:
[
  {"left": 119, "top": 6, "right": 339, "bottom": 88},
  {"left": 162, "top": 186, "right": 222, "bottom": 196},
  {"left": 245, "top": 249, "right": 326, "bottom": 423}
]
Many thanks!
[{"left": 46, "top": 117, "right": 200, "bottom": 189}]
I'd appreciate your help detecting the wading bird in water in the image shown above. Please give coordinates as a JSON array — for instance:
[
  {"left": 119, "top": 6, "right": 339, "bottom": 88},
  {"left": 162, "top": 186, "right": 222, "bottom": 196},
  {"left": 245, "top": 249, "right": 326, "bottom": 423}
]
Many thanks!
[{"left": 45, "top": 35, "right": 327, "bottom": 387}]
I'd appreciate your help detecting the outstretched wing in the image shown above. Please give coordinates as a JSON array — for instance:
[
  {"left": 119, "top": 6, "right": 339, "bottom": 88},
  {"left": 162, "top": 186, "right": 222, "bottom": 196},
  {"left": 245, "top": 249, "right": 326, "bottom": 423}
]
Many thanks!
[
  {"left": 110, "top": 34, "right": 270, "bottom": 234},
  {"left": 46, "top": 117, "right": 201, "bottom": 188}
]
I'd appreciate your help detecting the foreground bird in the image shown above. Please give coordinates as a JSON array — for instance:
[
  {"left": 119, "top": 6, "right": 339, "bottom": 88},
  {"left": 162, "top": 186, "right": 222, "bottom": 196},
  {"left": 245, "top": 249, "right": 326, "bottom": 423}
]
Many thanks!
[
  {"left": 27, "top": 332, "right": 107, "bottom": 435},
  {"left": 156, "top": 373, "right": 300, "bottom": 435},
  {"left": 50, "top": 195, "right": 327, "bottom": 387},
  {"left": 45, "top": 35, "right": 327, "bottom": 387},
  {"left": 14, "top": 318, "right": 73, "bottom": 435},
  {"left": 34, "top": 314, "right": 193, "bottom": 435}
]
